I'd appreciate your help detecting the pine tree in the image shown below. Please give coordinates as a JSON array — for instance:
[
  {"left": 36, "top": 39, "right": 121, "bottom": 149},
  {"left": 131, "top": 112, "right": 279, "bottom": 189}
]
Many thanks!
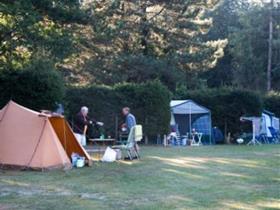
[
  {"left": 0, "top": 0, "right": 87, "bottom": 71},
  {"left": 68, "top": 0, "right": 227, "bottom": 85}
]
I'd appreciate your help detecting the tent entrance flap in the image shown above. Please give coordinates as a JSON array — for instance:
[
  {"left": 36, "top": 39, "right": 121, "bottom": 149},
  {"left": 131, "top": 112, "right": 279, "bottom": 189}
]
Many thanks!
[
  {"left": 49, "top": 117, "right": 92, "bottom": 166},
  {"left": 173, "top": 114, "right": 206, "bottom": 134}
]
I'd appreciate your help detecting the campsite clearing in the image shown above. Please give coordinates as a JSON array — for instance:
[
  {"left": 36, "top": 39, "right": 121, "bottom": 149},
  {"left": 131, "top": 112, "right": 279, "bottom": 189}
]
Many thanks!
[{"left": 0, "top": 145, "right": 279, "bottom": 210}]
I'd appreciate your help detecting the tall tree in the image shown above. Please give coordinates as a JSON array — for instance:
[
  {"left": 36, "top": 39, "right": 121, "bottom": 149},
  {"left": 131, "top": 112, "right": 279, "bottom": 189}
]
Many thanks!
[
  {"left": 228, "top": 1, "right": 280, "bottom": 91},
  {"left": 0, "top": 0, "right": 87, "bottom": 71},
  {"left": 62, "top": 0, "right": 227, "bottom": 86},
  {"left": 201, "top": 0, "right": 250, "bottom": 88},
  {"left": 267, "top": 0, "right": 274, "bottom": 91}
]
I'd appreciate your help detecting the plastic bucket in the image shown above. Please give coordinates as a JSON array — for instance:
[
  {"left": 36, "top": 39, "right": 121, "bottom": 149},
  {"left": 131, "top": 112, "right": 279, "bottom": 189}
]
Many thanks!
[{"left": 76, "top": 158, "right": 85, "bottom": 168}]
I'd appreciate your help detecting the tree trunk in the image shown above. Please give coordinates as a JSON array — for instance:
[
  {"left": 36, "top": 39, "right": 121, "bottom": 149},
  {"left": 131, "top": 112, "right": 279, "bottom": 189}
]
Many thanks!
[
  {"left": 267, "top": 0, "right": 274, "bottom": 91},
  {"left": 145, "top": 135, "right": 148, "bottom": 145},
  {"left": 163, "top": 134, "right": 167, "bottom": 147},
  {"left": 224, "top": 119, "right": 227, "bottom": 143},
  {"left": 115, "top": 115, "right": 118, "bottom": 139},
  {"left": 226, "top": 132, "right": 231, "bottom": 144},
  {"left": 140, "top": 3, "right": 148, "bottom": 55}
]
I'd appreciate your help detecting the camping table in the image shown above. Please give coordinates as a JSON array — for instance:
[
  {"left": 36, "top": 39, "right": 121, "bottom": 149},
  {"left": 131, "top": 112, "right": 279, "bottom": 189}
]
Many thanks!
[
  {"left": 88, "top": 138, "right": 116, "bottom": 146},
  {"left": 190, "top": 133, "right": 203, "bottom": 146}
]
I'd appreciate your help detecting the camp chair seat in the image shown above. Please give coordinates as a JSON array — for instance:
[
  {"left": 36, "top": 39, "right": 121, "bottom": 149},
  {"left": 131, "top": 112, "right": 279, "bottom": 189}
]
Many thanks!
[
  {"left": 116, "top": 133, "right": 129, "bottom": 145},
  {"left": 112, "top": 144, "right": 136, "bottom": 160}
]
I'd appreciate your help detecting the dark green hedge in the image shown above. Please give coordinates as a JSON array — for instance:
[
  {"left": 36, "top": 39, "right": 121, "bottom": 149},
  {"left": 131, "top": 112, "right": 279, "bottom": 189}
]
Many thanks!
[
  {"left": 0, "top": 60, "right": 64, "bottom": 111},
  {"left": 264, "top": 92, "right": 280, "bottom": 117},
  {"left": 175, "top": 88, "right": 263, "bottom": 138},
  {"left": 65, "top": 81, "right": 171, "bottom": 139}
]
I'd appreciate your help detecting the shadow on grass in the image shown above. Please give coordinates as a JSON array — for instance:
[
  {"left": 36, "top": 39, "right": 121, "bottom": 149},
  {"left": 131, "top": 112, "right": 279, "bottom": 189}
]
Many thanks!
[{"left": 0, "top": 145, "right": 279, "bottom": 210}]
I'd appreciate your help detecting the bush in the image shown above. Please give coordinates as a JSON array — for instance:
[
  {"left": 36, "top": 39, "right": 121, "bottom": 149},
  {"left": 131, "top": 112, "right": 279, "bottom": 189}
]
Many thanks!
[
  {"left": 65, "top": 81, "right": 171, "bottom": 141},
  {"left": 264, "top": 92, "right": 280, "bottom": 117},
  {"left": 174, "top": 88, "right": 263, "bottom": 139},
  {"left": 115, "top": 81, "right": 171, "bottom": 137},
  {"left": 0, "top": 59, "right": 64, "bottom": 111},
  {"left": 65, "top": 85, "right": 119, "bottom": 138}
]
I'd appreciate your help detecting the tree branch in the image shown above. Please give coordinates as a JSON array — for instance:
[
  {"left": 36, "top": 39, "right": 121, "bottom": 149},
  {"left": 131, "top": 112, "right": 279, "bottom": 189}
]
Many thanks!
[{"left": 148, "top": 6, "right": 165, "bottom": 21}]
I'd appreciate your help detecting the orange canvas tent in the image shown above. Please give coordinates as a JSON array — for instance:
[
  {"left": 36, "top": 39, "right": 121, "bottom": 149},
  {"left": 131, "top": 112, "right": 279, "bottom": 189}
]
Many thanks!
[{"left": 0, "top": 101, "right": 92, "bottom": 170}]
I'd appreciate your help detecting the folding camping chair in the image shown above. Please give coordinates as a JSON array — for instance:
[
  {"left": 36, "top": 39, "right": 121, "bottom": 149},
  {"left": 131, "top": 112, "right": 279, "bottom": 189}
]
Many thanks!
[
  {"left": 112, "top": 125, "right": 143, "bottom": 160},
  {"left": 256, "top": 133, "right": 269, "bottom": 144},
  {"left": 175, "top": 126, "right": 182, "bottom": 145},
  {"left": 167, "top": 124, "right": 181, "bottom": 146},
  {"left": 268, "top": 127, "right": 280, "bottom": 144}
]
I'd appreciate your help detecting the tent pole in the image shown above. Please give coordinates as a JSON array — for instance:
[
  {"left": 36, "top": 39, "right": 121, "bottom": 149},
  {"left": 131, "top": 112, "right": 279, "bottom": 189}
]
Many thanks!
[
  {"left": 210, "top": 112, "right": 212, "bottom": 145},
  {"left": 189, "top": 103, "right": 191, "bottom": 134},
  {"left": 115, "top": 114, "right": 118, "bottom": 139}
]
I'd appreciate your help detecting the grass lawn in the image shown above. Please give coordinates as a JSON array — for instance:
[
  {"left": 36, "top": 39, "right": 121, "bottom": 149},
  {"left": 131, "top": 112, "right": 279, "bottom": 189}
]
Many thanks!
[{"left": 0, "top": 145, "right": 279, "bottom": 210}]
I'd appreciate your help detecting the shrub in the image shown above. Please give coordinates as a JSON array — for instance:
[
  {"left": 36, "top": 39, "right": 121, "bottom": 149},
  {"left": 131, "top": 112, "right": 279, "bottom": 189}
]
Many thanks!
[
  {"left": 264, "top": 92, "right": 280, "bottom": 117},
  {"left": 65, "top": 85, "right": 119, "bottom": 138},
  {"left": 0, "top": 59, "right": 64, "bottom": 111},
  {"left": 115, "top": 81, "right": 171, "bottom": 137},
  {"left": 65, "top": 81, "right": 171, "bottom": 140}
]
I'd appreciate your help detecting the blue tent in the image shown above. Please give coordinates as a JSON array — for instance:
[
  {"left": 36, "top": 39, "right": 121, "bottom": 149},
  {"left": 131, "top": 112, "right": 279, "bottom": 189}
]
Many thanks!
[{"left": 170, "top": 100, "right": 212, "bottom": 144}]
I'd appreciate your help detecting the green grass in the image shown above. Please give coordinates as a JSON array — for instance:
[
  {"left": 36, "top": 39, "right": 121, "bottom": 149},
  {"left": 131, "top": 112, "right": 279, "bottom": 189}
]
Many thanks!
[{"left": 0, "top": 145, "right": 279, "bottom": 210}]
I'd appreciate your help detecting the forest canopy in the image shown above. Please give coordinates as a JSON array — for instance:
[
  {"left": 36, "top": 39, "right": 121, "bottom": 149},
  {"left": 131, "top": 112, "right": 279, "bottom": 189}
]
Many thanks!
[{"left": 0, "top": 0, "right": 227, "bottom": 86}]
